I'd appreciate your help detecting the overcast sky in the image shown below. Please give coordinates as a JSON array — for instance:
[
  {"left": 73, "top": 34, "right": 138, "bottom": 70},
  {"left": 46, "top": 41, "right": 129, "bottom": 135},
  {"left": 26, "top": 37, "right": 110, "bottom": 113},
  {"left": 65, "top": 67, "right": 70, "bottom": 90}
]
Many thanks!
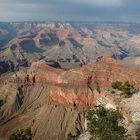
[{"left": 0, "top": 0, "right": 140, "bottom": 22}]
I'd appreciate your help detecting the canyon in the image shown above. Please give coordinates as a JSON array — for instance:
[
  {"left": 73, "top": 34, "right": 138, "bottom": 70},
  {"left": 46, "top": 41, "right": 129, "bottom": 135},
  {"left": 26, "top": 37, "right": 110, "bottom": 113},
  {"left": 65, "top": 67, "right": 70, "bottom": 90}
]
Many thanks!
[
  {"left": 0, "top": 22, "right": 140, "bottom": 72},
  {"left": 0, "top": 56, "right": 140, "bottom": 139},
  {"left": 0, "top": 22, "right": 140, "bottom": 140}
]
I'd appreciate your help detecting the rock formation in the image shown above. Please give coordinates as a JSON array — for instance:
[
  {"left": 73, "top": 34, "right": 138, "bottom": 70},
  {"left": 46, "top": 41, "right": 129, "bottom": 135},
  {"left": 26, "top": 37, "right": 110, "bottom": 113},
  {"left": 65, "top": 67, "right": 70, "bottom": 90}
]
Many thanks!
[
  {"left": 0, "top": 57, "right": 140, "bottom": 140},
  {"left": 0, "top": 21, "right": 140, "bottom": 70},
  {"left": 0, "top": 21, "right": 140, "bottom": 140}
]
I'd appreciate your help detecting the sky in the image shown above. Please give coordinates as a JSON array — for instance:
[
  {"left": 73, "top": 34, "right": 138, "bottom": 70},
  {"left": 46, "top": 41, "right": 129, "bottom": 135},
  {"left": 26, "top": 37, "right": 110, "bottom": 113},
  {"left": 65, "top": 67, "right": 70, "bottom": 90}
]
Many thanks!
[{"left": 0, "top": 0, "right": 140, "bottom": 22}]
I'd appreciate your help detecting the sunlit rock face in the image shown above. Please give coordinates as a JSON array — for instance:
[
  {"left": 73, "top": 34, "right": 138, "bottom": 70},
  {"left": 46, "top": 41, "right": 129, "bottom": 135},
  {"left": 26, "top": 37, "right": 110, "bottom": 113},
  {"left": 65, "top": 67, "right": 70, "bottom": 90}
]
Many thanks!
[
  {"left": 29, "top": 56, "right": 140, "bottom": 89},
  {"left": 0, "top": 56, "right": 140, "bottom": 140},
  {"left": 1, "top": 22, "right": 140, "bottom": 140}
]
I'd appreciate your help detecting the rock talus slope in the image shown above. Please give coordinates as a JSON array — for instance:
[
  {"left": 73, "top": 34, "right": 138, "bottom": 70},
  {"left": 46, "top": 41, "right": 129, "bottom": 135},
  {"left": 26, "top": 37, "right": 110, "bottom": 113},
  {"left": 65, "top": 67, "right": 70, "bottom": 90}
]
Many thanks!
[{"left": 0, "top": 57, "right": 140, "bottom": 140}]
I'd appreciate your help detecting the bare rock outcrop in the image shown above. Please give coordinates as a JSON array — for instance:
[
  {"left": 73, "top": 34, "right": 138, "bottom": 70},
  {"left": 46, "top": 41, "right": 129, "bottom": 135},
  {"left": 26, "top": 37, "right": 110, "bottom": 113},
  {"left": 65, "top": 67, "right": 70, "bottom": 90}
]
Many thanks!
[{"left": 0, "top": 57, "right": 140, "bottom": 140}]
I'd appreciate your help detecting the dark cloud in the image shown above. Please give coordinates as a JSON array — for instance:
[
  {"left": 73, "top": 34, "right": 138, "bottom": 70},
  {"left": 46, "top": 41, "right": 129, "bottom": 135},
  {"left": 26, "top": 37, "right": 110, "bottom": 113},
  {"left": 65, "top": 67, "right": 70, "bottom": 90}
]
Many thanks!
[{"left": 0, "top": 0, "right": 139, "bottom": 22}]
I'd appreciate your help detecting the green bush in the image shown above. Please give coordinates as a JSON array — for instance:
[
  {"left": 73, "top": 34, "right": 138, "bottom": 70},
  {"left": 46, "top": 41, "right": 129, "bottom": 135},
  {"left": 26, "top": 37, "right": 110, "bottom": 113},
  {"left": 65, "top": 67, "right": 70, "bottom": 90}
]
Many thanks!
[
  {"left": 111, "top": 81, "right": 123, "bottom": 90},
  {"left": 112, "top": 81, "right": 136, "bottom": 97},
  {"left": 68, "top": 133, "right": 78, "bottom": 140},
  {"left": 85, "top": 106, "right": 127, "bottom": 140},
  {"left": 9, "top": 128, "right": 32, "bottom": 140},
  {"left": 120, "top": 81, "right": 135, "bottom": 97}
]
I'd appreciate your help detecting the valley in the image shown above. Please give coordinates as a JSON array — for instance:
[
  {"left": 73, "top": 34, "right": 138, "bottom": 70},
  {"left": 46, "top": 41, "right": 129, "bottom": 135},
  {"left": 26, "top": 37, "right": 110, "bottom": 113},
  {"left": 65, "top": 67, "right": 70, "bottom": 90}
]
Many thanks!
[{"left": 0, "top": 22, "right": 140, "bottom": 140}]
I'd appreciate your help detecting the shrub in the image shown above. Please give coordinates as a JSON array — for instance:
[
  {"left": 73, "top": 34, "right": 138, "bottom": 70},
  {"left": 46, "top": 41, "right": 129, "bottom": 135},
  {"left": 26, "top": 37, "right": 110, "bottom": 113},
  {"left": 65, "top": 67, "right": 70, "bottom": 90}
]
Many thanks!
[
  {"left": 9, "top": 128, "right": 32, "bottom": 140},
  {"left": 111, "top": 81, "right": 122, "bottom": 90},
  {"left": 112, "top": 81, "right": 136, "bottom": 97},
  {"left": 68, "top": 133, "right": 78, "bottom": 140},
  {"left": 120, "top": 81, "right": 135, "bottom": 97},
  {"left": 85, "top": 106, "right": 127, "bottom": 140}
]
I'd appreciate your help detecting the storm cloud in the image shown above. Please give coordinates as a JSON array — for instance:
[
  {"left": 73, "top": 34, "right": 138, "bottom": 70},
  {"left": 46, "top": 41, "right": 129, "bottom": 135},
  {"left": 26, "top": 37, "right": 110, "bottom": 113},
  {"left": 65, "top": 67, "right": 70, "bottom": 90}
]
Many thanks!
[{"left": 0, "top": 0, "right": 139, "bottom": 22}]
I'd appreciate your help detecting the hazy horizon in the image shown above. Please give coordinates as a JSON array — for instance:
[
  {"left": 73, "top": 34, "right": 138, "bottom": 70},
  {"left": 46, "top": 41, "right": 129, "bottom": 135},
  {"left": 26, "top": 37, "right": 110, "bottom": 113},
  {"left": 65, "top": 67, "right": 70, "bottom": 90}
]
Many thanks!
[{"left": 0, "top": 20, "right": 140, "bottom": 24}]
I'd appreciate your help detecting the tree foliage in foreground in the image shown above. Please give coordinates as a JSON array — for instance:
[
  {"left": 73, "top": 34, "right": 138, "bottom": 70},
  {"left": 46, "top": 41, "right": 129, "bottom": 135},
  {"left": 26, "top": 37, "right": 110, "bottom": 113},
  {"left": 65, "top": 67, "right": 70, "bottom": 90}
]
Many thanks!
[
  {"left": 9, "top": 128, "right": 32, "bottom": 140},
  {"left": 85, "top": 106, "right": 127, "bottom": 140}
]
